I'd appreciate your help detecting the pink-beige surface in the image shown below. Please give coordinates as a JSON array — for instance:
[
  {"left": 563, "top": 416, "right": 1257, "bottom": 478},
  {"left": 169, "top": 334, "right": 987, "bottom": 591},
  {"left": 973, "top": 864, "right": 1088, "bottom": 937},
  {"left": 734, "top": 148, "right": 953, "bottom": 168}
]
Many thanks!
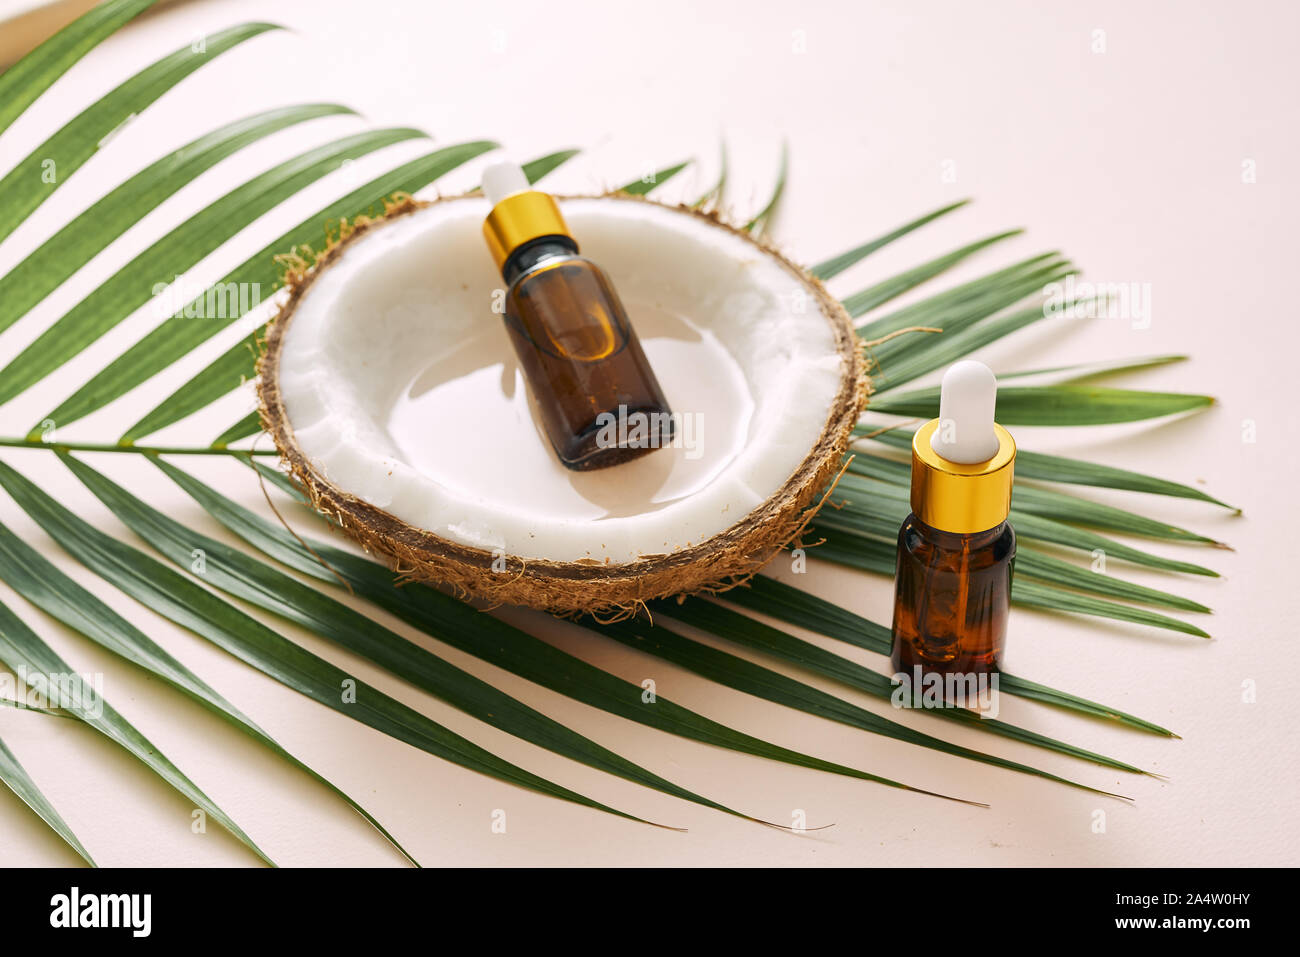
[{"left": 0, "top": 0, "right": 1295, "bottom": 866}]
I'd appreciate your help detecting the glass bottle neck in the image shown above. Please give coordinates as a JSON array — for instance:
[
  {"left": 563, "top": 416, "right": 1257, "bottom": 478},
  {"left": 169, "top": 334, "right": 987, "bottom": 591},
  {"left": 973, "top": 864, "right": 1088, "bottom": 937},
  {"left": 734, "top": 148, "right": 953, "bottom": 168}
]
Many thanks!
[
  {"left": 502, "top": 236, "right": 580, "bottom": 285},
  {"left": 910, "top": 513, "right": 1007, "bottom": 548}
]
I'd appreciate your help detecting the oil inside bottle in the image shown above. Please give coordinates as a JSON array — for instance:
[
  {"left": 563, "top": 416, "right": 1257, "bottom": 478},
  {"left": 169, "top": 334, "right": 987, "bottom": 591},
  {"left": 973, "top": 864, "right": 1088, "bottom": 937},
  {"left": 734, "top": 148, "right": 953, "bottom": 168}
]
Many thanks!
[
  {"left": 891, "top": 515, "right": 1015, "bottom": 679},
  {"left": 502, "top": 242, "right": 673, "bottom": 469}
]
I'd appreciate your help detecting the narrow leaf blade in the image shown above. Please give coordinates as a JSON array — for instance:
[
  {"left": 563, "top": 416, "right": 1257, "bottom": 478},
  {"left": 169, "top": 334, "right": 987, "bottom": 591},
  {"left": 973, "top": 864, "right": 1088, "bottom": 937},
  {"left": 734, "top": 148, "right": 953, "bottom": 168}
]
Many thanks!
[
  {"left": 812, "top": 200, "right": 971, "bottom": 280},
  {"left": 0, "top": 720, "right": 96, "bottom": 865},
  {"left": 0, "top": 22, "right": 280, "bottom": 241},
  {"left": 0, "top": 0, "right": 155, "bottom": 137},
  {"left": 0, "top": 103, "right": 354, "bottom": 336},
  {"left": 0, "top": 597, "right": 273, "bottom": 864},
  {"left": 0, "top": 461, "right": 662, "bottom": 829},
  {"left": 868, "top": 384, "right": 1214, "bottom": 425},
  {"left": 37, "top": 141, "right": 496, "bottom": 431},
  {"left": 0, "top": 521, "right": 419, "bottom": 865}
]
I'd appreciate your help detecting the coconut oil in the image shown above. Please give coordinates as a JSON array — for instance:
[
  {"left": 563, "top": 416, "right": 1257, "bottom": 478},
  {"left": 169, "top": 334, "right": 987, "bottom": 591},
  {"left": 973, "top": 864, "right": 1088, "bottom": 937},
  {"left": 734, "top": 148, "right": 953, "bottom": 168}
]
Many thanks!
[{"left": 481, "top": 162, "right": 673, "bottom": 470}]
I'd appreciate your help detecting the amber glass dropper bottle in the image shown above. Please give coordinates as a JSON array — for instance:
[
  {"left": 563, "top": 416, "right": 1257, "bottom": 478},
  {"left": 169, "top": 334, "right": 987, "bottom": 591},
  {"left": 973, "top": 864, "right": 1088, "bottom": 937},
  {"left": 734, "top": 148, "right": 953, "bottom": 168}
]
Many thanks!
[
  {"left": 481, "top": 162, "right": 674, "bottom": 471},
  {"left": 891, "top": 360, "right": 1017, "bottom": 686}
]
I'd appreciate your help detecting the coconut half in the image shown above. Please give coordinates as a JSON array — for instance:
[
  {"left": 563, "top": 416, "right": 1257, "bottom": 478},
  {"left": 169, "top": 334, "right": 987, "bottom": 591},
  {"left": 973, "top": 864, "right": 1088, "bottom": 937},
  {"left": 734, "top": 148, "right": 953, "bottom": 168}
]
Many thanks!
[{"left": 259, "top": 193, "right": 866, "bottom": 615}]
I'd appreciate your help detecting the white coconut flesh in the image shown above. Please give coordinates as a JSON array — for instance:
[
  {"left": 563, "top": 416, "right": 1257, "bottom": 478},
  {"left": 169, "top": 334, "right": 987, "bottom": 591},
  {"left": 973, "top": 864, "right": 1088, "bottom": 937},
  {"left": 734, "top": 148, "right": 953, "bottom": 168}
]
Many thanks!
[{"left": 275, "top": 196, "right": 847, "bottom": 565}]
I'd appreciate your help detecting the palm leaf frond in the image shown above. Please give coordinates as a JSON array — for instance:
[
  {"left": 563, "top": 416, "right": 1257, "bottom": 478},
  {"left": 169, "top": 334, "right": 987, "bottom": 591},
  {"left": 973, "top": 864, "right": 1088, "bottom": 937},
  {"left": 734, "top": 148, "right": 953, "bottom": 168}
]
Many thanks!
[
  {"left": 0, "top": 522, "right": 419, "bottom": 865},
  {"left": 156, "top": 459, "right": 984, "bottom": 804},
  {"left": 868, "top": 384, "right": 1214, "bottom": 425},
  {"left": 847, "top": 448, "right": 1224, "bottom": 545},
  {"left": 618, "top": 160, "right": 692, "bottom": 196},
  {"left": 1, "top": 125, "right": 433, "bottom": 413},
  {"left": 0, "top": 21, "right": 280, "bottom": 241},
  {"left": 0, "top": 596, "right": 272, "bottom": 864},
  {"left": 0, "top": 725, "right": 96, "bottom": 866},
  {"left": 36, "top": 141, "right": 497, "bottom": 433},
  {"left": 811, "top": 199, "right": 972, "bottom": 280},
  {"left": 0, "top": 103, "right": 355, "bottom": 337},
  {"left": 0, "top": 0, "right": 155, "bottom": 136},
  {"left": 66, "top": 453, "right": 920, "bottom": 822},
  {"left": 744, "top": 139, "right": 787, "bottom": 234},
  {"left": 0, "top": 461, "right": 665, "bottom": 834},
  {"left": 721, "top": 576, "right": 1178, "bottom": 737},
  {"left": 863, "top": 424, "right": 1236, "bottom": 509}
]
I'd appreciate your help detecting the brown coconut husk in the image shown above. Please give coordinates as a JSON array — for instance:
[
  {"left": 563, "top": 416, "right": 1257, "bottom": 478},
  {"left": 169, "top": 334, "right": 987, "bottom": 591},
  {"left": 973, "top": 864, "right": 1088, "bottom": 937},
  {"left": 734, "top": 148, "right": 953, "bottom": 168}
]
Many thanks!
[{"left": 258, "top": 192, "right": 869, "bottom": 617}]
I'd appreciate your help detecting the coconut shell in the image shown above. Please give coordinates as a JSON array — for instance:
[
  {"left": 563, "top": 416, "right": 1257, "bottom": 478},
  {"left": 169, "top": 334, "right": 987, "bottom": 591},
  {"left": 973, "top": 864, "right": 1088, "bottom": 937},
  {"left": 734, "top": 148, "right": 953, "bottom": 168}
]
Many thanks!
[{"left": 259, "top": 193, "right": 868, "bottom": 617}]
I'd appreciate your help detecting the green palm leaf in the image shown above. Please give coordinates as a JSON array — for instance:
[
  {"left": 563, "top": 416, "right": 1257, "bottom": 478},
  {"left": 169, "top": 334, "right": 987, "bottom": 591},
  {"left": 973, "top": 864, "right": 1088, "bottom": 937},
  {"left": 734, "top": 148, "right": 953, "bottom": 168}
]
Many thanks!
[
  {"left": 0, "top": 696, "right": 66, "bottom": 718},
  {"left": 617, "top": 160, "right": 691, "bottom": 195},
  {"left": 36, "top": 140, "right": 496, "bottom": 433},
  {"left": 744, "top": 140, "right": 787, "bottom": 234},
  {"left": 862, "top": 425, "right": 1236, "bottom": 509},
  {"left": 159, "top": 458, "right": 985, "bottom": 804},
  {"left": 212, "top": 413, "right": 266, "bottom": 448},
  {"left": 818, "top": 487, "right": 1212, "bottom": 611},
  {"left": 868, "top": 383, "right": 1213, "bottom": 425},
  {"left": 0, "top": 103, "right": 354, "bottom": 337},
  {"left": 0, "top": 725, "right": 96, "bottom": 866},
  {"left": 0, "top": 460, "right": 665, "bottom": 830},
  {"left": 812, "top": 199, "right": 971, "bottom": 280},
  {"left": 844, "top": 230, "right": 1025, "bottom": 317},
  {"left": 856, "top": 254, "right": 1065, "bottom": 331},
  {"left": 0, "top": 0, "right": 155, "bottom": 136},
  {"left": 809, "top": 533, "right": 1210, "bottom": 637},
  {"left": 0, "top": 126, "right": 427, "bottom": 410},
  {"left": 1006, "top": 481, "right": 1223, "bottom": 545},
  {"left": 123, "top": 333, "right": 262, "bottom": 444},
  {"left": 819, "top": 509, "right": 1208, "bottom": 612},
  {"left": 174, "top": 462, "right": 1135, "bottom": 793},
  {"left": 721, "top": 576, "right": 1177, "bottom": 737},
  {"left": 1012, "top": 579, "right": 1210, "bottom": 638},
  {"left": 995, "top": 353, "right": 1188, "bottom": 384},
  {"left": 516, "top": 148, "right": 583, "bottom": 184},
  {"left": 836, "top": 470, "right": 1217, "bottom": 576},
  {"left": 0, "top": 522, "right": 419, "bottom": 865},
  {"left": 868, "top": 301, "right": 1054, "bottom": 392},
  {"left": 0, "top": 21, "right": 279, "bottom": 241},
  {"left": 847, "top": 443, "right": 1222, "bottom": 544},
  {"left": 596, "top": 617, "right": 1134, "bottom": 796},
  {"left": 197, "top": 467, "right": 1107, "bottom": 792},
  {"left": 0, "top": 598, "right": 272, "bottom": 864},
  {"left": 640, "top": 599, "right": 1150, "bottom": 774},
  {"left": 999, "top": 509, "right": 1217, "bottom": 576},
  {"left": 64, "top": 452, "right": 918, "bottom": 821},
  {"left": 692, "top": 140, "right": 727, "bottom": 209}
]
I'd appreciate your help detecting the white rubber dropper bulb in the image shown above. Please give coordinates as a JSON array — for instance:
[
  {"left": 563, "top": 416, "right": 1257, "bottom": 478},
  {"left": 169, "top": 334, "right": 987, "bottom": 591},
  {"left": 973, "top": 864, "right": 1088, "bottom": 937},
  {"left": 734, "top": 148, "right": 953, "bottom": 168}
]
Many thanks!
[
  {"left": 482, "top": 160, "right": 531, "bottom": 207},
  {"left": 930, "top": 359, "right": 1001, "bottom": 464}
]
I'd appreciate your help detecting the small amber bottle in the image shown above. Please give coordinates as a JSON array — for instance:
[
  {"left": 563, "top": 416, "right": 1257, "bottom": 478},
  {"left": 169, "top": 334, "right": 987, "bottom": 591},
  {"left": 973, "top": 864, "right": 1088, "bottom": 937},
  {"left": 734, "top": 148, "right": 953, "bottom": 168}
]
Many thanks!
[
  {"left": 481, "top": 162, "right": 673, "bottom": 470},
  {"left": 891, "top": 361, "right": 1017, "bottom": 687}
]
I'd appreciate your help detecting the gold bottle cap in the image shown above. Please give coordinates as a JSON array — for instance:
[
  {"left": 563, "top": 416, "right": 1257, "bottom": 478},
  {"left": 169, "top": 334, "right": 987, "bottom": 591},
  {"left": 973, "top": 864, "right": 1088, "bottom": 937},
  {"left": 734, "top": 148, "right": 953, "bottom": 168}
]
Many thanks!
[
  {"left": 910, "top": 418, "right": 1016, "bottom": 533},
  {"left": 482, "top": 190, "right": 573, "bottom": 271}
]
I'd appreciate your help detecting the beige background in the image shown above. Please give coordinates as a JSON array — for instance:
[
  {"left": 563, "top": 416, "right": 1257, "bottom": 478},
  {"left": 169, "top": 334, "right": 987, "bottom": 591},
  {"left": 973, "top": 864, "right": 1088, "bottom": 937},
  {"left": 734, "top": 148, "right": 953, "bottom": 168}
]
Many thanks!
[{"left": 0, "top": 0, "right": 1296, "bottom": 866}]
